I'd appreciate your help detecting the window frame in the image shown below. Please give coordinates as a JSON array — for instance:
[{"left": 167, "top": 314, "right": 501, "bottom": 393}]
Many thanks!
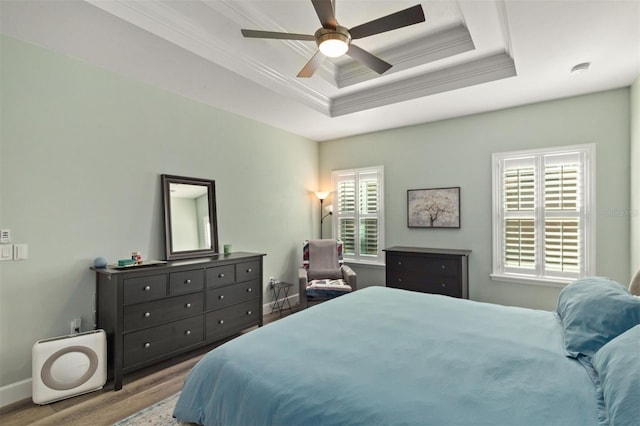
[
  {"left": 491, "top": 144, "right": 595, "bottom": 286},
  {"left": 331, "top": 166, "right": 385, "bottom": 265}
]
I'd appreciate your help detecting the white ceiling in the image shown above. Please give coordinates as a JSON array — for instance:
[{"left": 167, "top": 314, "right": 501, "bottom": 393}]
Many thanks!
[{"left": 1, "top": 0, "right": 638, "bottom": 141}]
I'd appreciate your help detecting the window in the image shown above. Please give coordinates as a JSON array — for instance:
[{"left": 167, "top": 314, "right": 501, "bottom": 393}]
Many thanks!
[
  {"left": 332, "top": 166, "right": 385, "bottom": 264},
  {"left": 491, "top": 144, "right": 595, "bottom": 285}
]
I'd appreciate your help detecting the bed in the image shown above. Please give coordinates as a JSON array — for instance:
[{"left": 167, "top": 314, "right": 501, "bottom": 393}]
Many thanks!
[{"left": 173, "top": 278, "right": 640, "bottom": 425}]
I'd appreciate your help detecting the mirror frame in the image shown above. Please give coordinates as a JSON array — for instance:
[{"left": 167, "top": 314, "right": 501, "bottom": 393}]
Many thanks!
[{"left": 161, "top": 174, "right": 219, "bottom": 260}]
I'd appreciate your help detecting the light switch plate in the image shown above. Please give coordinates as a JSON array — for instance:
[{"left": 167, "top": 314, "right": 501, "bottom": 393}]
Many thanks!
[
  {"left": 0, "top": 244, "right": 13, "bottom": 261},
  {"left": 13, "top": 244, "right": 27, "bottom": 260},
  {"left": 0, "top": 229, "right": 10, "bottom": 244}
]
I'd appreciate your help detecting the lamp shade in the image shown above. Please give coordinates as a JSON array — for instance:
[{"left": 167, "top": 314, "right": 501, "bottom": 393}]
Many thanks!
[{"left": 315, "top": 191, "right": 330, "bottom": 200}]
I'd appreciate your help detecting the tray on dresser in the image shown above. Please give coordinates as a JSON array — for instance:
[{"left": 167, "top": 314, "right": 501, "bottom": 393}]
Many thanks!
[{"left": 109, "top": 260, "right": 167, "bottom": 269}]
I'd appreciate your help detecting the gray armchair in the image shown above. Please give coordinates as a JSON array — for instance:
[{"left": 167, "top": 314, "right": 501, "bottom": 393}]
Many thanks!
[{"left": 298, "top": 239, "right": 357, "bottom": 309}]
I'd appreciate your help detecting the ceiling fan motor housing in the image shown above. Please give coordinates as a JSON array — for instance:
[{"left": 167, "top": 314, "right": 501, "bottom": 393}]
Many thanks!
[{"left": 315, "top": 25, "right": 351, "bottom": 57}]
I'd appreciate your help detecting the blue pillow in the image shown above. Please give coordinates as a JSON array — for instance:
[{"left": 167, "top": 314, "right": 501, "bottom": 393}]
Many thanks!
[
  {"left": 557, "top": 277, "right": 640, "bottom": 358},
  {"left": 592, "top": 325, "right": 640, "bottom": 425}
]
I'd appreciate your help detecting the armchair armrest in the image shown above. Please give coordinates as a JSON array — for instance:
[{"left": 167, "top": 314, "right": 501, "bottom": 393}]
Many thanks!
[
  {"left": 298, "top": 267, "right": 309, "bottom": 309},
  {"left": 341, "top": 265, "right": 357, "bottom": 290}
]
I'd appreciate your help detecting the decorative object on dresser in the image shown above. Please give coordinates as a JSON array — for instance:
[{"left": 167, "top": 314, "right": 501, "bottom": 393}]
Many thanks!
[
  {"left": 161, "top": 174, "right": 219, "bottom": 260},
  {"left": 407, "top": 187, "right": 461, "bottom": 228},
  {"left": 384, "top": 246, "right": 471, "bottom": 298},
  {"left": 93, "top": 257, "right": 108, "bottom": 269},
  {"left": 93, "top": 252, "right": 265, "bottom": 391}
]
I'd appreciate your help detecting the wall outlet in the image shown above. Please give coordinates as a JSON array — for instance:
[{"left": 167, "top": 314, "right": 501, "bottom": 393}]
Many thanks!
[{"left": 70, "top": 318, "right": 81, "bottom": 334}]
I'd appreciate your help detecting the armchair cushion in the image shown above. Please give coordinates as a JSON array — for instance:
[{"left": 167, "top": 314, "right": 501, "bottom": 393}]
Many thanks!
[
  {"left": 308, "top": 268, "right": 343, "bottom": 280},
  {"left": 306, "top": 279, "right": 352, "bottom": 300}
]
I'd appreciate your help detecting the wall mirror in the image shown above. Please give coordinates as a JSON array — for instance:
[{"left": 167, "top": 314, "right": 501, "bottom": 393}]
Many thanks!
[{"left": 162, "top": 174, "right": 219, "bottom": 260}]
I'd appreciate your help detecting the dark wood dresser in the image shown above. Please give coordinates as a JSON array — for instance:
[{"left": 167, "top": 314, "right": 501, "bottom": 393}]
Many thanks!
[
  {"left": 384, "top": 247, "right": 471, "bottom": 299},
  {"left": 93, "top": 252, "right": 265, "bottom": 390}
]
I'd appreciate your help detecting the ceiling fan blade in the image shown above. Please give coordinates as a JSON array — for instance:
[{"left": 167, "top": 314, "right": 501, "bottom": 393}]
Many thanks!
[
  {"left": 311, "top": 0, "right": 337, "bottom": 29},
  {"left": 241, "top": 29, "right": 315, "bottom": 41},
  {"left": 297, "top": 50, "right": 325, "bottom": 78},
  {"left": 349, "top": 4, "right": 425, "bottom": 39},
  {"left": 347, "top": 44, "right": 392, "bottom": 74}
]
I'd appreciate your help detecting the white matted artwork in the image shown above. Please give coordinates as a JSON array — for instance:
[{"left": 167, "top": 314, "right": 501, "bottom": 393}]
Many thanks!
[{"left": 407, "top": 187, "right": 460, "bottom": 228}]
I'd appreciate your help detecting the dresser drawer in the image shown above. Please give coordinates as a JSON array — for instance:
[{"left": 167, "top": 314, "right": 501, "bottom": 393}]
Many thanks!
[
  {"left": 422, "top": 257, "right": 461, "bottom": 278},
  {"left": 423, "top": 277, "right": 462, "bottom": 298},
  {"left": 206, "top": 280, "right": 259, "bottom": 311},
  {"left": 388, "top": 253, "right": 460, "bottom": 275},
  {"left": 124, "top": 293, "right": 204, "bottom": 332},
  {"left": 170, "top": 269, "right": 204, "bottom": 295},
  {"left": 205, "top": 299, "right": 260, "bottom": 341},
  {"left": 123, "top": 275, "right": 167, "bottom": 305},
  {"left": 206, "top": 265, "right": 235, "bottom": 288},
  {"left": 236, "top": 260, "right": 260, "bottom": 282},
  {"left": 124, "top": 316, "right": 204, "bottom": 368}
]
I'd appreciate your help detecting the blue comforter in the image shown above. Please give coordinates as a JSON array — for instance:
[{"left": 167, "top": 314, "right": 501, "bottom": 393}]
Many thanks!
[{"left": 174, "top": 287, "right": 600, "bottom": 425}]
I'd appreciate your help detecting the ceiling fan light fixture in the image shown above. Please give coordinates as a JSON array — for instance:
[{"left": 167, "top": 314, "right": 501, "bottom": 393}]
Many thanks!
[
  {"left": 316, "top": 26, "right": 351, "bottom": 58},
  {"left": 319, "top": 39, "right": 349, "bottom": 57}
]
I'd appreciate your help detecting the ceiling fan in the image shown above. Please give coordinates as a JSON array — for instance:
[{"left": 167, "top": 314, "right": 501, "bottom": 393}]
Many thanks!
[{"left": 241, "top": 0, "right": 425, "bottom": 78}]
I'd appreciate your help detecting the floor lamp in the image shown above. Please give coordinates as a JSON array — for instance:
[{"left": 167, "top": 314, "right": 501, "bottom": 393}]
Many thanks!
[{"left": 315, "top": 192, "right": 331, "bottom": 239}]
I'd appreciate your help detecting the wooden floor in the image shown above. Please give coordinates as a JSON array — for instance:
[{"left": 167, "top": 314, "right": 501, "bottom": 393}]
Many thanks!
[{"left": 0, "top": 308, "right": 295, "bottom": 426}]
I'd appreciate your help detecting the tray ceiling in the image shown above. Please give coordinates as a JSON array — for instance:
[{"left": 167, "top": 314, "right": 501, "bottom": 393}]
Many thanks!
[{"left": 1, "top": 0, "right": 638, "bottom": 141}]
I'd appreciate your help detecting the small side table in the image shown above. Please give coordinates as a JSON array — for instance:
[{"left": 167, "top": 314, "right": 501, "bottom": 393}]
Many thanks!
[{"left": 270, "top": 281, "right": 293, "bottom": 316}]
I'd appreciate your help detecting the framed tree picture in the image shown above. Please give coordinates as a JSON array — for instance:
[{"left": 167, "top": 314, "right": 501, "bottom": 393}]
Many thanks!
[{"left": 407, "top": 187, "right": 460, "bottom": 228}]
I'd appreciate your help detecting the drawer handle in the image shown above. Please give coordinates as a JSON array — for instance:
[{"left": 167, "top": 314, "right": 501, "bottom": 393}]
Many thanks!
[
  {"left": 218, "top": 295, "right": 224, "bottom": 300},
  {"left": 397, "top": 261, "right": 402, "bottom": 265},
  {"left": 397, "top": 278, "right": 402, "bottom": 283},
  {"left": 185, "top": 303, "right": 192, "bottom": 308},
  {"left": 143, "top": 285, "right": 151, "bottom": 291},
  {"left": 144, "top": 312, "right": 151, "bottom": 318},
  {"left": 219, "top": 273, "right": 225, "bottom": 278},
  {"left": 247, "top": 310, "right": 252, "bottom": 315},
  {"left": 185, "top": 330, "right": 191, "bottom": 336},
  {"left": 441, "top": 283, "right": 446, "bottom": 288},
  {"left": 247, "top": 288, "right": 252, "bottom": 292},
  {"left": 144, "top": 342, "right": 150, "bottom": 349},
  {"left": 441, "top": 265, "right": 446, "bottom": 270},
  {"left": 219, "top": 319, "right": 224, "bottom": 324},
  {"left": 185, "top": 279, "right": 192, "bottom": 284},
  {"left": 246, "top": 268, "right": 252, "bottom": 273}
]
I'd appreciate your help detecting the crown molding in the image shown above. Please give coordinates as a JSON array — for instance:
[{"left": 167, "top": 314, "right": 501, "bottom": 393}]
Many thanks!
[
  {"left": 336, "top": 23, "right": 475, "bottom": 88},
  {"left": 330, "top": 51, "right": 517, "bottom": 117}
]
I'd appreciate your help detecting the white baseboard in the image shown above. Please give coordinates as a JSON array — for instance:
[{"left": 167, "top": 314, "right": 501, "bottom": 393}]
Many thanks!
[
  {"left": 262, "top": 293, "right": 299, "bottom": 315},
  {"left": 0, "top": 378, "right": 31, "bottom": 408}
]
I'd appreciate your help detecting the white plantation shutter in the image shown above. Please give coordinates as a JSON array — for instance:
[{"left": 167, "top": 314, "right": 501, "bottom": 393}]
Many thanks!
[
  {"left": 332, "top": 166, "right": 385, "bottom": 264},
  {"left": 503, "top": 160, "right": 536, "bottom": 270},
  {"left": 492, "top": 145, "right": 594, "bottom": 285},
  {"left": 544, "top": 154, "right": 581, "bottom": 274},
  {"left": 337, "top": 178, "right": 356, "bottom": 255}
]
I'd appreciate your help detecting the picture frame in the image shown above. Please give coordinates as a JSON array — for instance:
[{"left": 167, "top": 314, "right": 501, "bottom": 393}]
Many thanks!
[{"left": 407, "top": 187, "right": 461, "bottom": 228}]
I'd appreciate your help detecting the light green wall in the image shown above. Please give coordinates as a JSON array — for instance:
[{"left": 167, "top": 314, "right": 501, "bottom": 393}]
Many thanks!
[
  {"left": 320, "top": 89, "right": 631, "bottom": 311},
  {"left": 0, "top": 36, "right": 318, "bottom": 388},
  {"left": 631, "top": 75, "right": 640, "bottom": 276}
]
